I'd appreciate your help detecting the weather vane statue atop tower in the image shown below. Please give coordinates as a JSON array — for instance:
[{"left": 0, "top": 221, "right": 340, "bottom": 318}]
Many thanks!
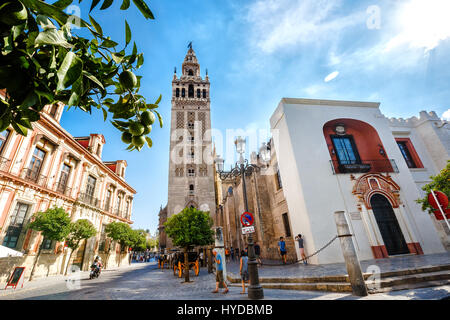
[{"left": 188, "top": 41, "right": 193, "bottom": 50}]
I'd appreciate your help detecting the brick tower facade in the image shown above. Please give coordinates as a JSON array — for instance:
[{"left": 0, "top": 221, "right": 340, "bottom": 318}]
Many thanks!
[{"left": 166, "top": 46, "right": 216, "bottom": 248}]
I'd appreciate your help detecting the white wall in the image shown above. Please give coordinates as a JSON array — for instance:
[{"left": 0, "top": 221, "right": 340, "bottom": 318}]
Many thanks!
[{"left": 271, "top": 99, "right": 445, "bottom": 265}]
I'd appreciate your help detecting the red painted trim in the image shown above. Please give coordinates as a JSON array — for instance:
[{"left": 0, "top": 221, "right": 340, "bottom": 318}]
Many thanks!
[
  {"left": 0, "top": 190, "right": 15, "bottom": 229},
  {"left": 395, "top": 138, "right": 424, "bottom": 168},
  {"left": 371, "top": 245, "right": 388, "bottom": 259},
  {"left": 407, "top": 243, "right": 417, "bottom": 254},
  {"left": 414, "top": 242, "right": 423, "bottom": 255}
]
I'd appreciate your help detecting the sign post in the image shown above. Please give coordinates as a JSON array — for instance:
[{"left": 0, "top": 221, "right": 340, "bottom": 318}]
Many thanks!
[
  {"left": 4, "top": 267, "right": 25, "bottom": 290},
  {"left": 429, "top": 190, "right": 450, "bottom": 232}
]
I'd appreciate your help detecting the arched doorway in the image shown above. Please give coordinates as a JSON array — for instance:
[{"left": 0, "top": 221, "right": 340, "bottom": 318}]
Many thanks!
[{"left": 370, "top": 194, "right": 409, "bottom": 255}]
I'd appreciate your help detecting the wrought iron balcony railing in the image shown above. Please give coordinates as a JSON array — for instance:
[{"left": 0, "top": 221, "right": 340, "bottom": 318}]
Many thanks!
[
  {"left": 21, "top": 168, "right": 47, "bottom": 186},
  {"left": 0, "top": 156, "right": 11, "bottom": 172},
  {"left": 55, "top": 182, "right": 72, "bottom": 197},
  {"left": 330, "top": 159, "right": 399, "bottom": 174},
  {"left": 78, "top": 192, "right": 100, "bottom": 207}
]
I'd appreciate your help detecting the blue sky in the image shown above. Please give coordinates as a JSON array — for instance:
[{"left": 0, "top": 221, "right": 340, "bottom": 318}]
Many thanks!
[{"left": 60, "top": 0, "right": 450, "bottom": 234}]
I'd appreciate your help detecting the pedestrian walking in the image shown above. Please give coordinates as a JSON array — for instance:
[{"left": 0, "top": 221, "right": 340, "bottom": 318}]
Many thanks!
[
  {"left": 211, "top": 249, "right": 229, "bottom": 294},
  {"left": 239, "top": 250, "right": 249, "bottom": 294},
  {"left": 199, "top": 250, "right": 204, "bottom": 267},
  {"left": 230, "top": 247, "right": 234, "bottom": 261},
  {"left": 278, "top": 236, "right": 287, "bottom": 264},
  {"left": 295, "top": 234, "right": 307, "bottom": 265},
  {"left": 254, "top": 242, "right": 262, "bottom": 266}
]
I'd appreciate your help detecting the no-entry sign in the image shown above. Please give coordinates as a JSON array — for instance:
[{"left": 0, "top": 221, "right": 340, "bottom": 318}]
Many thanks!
[{"left": 240, "top": 212, "right": 254, "bottom": 227}]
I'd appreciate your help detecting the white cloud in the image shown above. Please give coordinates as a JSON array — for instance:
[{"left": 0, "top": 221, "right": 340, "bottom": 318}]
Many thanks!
[
  {"left": 442, "top": 109, "right": 450, "bottom": 120},
  {"left": 245, "top": 0, "right": 364, "bottom": 54},
  {"left": 385, "top": 0, "right": 450, "bottom": 53},
  {"left": 324, "top": 71, "right": 339, "bottom": 82}
]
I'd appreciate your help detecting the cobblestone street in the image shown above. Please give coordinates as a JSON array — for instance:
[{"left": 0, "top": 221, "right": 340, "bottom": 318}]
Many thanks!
[{"left": 1, "top": 260, "right": 449, "bottom": 300}]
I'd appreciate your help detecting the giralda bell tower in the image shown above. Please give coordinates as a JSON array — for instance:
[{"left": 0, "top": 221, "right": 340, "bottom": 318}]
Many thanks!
[{"left": 166, "top": 44, "right": 216, "bottom": 242}]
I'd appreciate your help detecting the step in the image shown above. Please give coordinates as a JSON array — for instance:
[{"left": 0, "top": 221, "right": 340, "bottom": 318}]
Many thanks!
[
  {"left": 228, "top": 282, "right": 352, "bottom": 293},
  {"left": 368, "top": 280, "right": 450, "bottom": 294},
  {"left": 227, "top": 264, "right": 450, "bottom": 293},
  {"left": 227, "top": 264, "right": 450, "bottom": 284},
  {"left": 367, "top": 270, "right": 450, "bottom": 291}
]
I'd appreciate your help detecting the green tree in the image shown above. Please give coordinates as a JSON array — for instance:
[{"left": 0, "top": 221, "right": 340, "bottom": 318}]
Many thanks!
[
  {"left": 164, "top": 207, "right": 214, "bottom": 282},
  {"left": 104, "top": 221, "right": 132, "bottom": 266},
  {"left": 64, "top": 219, "right": 97, "bottom": 275},
  {"left": 0, "top": 0, "right": 162, "bottom": 151},
  {"left": 129, "top": 228, "right": 146, "bottom": 252},
  {"left": 417, "top": 160, "right": 450, "bottom": 214},
  {"left": 27, "top": 207, "right": 71, "bottom": 281}
]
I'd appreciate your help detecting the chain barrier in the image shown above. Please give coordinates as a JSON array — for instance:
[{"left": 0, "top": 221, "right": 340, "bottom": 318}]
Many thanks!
[{"left": 259, "top": 235, "right": 339, "bottom": 266}]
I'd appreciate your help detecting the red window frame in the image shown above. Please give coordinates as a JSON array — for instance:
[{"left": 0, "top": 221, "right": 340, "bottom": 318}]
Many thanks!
[{"left": 395, "top": 138, "right": 423, "bottom": 168}]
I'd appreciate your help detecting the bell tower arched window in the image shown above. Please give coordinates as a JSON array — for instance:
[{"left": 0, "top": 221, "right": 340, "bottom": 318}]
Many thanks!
[
  {"left": 202, "top": 89, "right": 206, "bottom": 98},
  {"left": 181, "top": 88, "right": 185, "bottom": 97},
  {"left": 176, "top": 88, "right": 180, "bottom": 97},
  {"left": 197, "top": 89, "right": 201, "bottom": 98},
  {"left": 188, "top": 69, "right": 193, "bottom": 76},
  {"left": 188, "top": 85, "right": 194, "bottom": 98}
]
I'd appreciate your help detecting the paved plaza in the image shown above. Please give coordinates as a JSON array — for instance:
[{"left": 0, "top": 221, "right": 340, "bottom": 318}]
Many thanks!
[
  {"left": 226, "top": 252, "right": 450, "bottom": 279},
  {"left": 1, "top": 254, "right": 449, "bottom": 300}
]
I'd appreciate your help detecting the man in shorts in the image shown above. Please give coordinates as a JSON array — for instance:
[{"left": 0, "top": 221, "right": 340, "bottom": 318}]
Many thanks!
[
  {"left": 278, "top": 236, "right": 287, "bottom": 264},
  {"left": 212, "top": 249, "right": 229, "bottom": 294}
]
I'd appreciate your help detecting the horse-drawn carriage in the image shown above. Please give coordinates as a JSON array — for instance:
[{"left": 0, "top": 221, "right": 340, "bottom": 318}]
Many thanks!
[
  {"left": 157, "top": 253, "right": 169, "bottom": 269},
  {"left": 172, "top": 251, "right": 199, "bottom": 278}
]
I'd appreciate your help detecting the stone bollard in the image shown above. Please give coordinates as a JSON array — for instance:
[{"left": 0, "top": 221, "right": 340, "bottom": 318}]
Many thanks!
[
  {"left": 334, "top": 210, "right": 368, "bottom": 297},
  {"left": 215, "top": 227, "right": 227, "bottom": 288}
]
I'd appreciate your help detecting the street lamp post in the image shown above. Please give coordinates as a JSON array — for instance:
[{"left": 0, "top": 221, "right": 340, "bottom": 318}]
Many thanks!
[{"left": 215, "top": 137, "right": 265, "bottom": 300}]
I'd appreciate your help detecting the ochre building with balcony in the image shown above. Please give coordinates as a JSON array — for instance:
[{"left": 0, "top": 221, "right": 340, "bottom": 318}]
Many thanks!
[{"left": 0, "top": 101, "right": 136, "bottom": 282}]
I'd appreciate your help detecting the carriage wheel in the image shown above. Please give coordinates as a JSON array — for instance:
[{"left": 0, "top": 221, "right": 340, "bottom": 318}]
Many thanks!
[
  {"left": 178, "top": 262, "right": 182, "bottom": 278},
  {"left": 194, "top": 261, "right": 199, "bottom": 276}
]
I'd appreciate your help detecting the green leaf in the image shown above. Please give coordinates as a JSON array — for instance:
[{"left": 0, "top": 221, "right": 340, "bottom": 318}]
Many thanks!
[
  {"left": 11, "top": 122, "right": 28, "bottom": 136},
  {"left": 36, "top": 15, "right": 55, "bottom": 30},
  {"left": 125, "top": 20, "right": 131, "bottom": 46},
  {"left": 145, "top": 136, "right": 152, "bottom": 148},
  {"left": 112, "top": 51, "right": 125, "bottom": 64},
  {"left": 57, "top": 52, "right": 83, "bottom": 91},
  {"left": 102, "top": 108, "right": 108, "bottom": 121},
  {"left": 51, "top": 0, "right": 74, "bottom": 9},
  {"left": 17, "top": 117, "right": 33, "bottom": 130},
  {"left": 21, "top": 0, "right": 70, "bottom": 25},
  {"left": 90, "top": 0, "right": 101, "bottom": 12},
  {"left": 155, "top": 94, "right": 162, "bottom": 104},
  {"left": 153, "top": 109, "right": 163, "bottom": 128},
  {"left": 101, "top": 39, "right": 118, "bottom": 48},
  {"left": 132, "top": 0, "right": 155, "bottom": 19},
  {"left": 136, "top": 53, "right": 144, "bottom": 69},
  {"left": 100, "top": 0, "right": 114, "bottom": 10},
  {"left": 20, "top": 91, "right": 39, "bottom": 109},
  {"left": 82, "top": 71, "right": 104, "bottom": 89},
  {"left": 68, "top": 76, "right": 83, "bottom": 106},
  {"left": 35, "top": 29, "right": 73, "bottom": 48},
  {"left": 89, "top": 15, "right": 103, "bottom": 36},
  {"left": 120, "top": 0, "right": 131, "bottom": 10}
]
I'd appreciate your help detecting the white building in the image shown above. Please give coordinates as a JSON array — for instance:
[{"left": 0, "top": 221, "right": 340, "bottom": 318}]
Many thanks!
[{"left": 270, "top": 98, "right": 448, "bottom": 264}]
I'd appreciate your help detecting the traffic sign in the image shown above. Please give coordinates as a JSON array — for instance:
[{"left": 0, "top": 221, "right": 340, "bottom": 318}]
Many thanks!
[
  {"left": 242, "top": 226, "right": 255, "bottom": 235},
  {"left": 240, "top": 212, "right": 254, "bottom": 227}
]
